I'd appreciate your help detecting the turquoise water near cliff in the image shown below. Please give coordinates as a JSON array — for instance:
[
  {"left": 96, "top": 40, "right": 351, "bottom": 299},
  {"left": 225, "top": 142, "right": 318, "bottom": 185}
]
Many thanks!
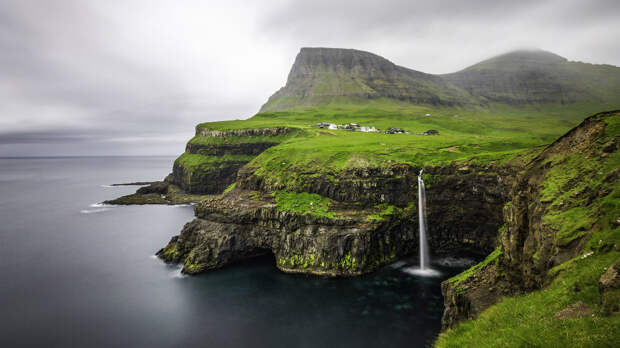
[{"left": 0, "top": 157, "right": 469, "bottom": 347}]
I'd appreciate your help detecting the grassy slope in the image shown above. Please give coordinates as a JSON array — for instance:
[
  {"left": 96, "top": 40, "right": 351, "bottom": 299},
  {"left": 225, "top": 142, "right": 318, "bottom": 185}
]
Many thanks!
[
  {"left": 436, "top": 113, "right": 620, "bottom": 347},
  {"left": 195, "top": 100, "right": 619, "bottom": 188}
]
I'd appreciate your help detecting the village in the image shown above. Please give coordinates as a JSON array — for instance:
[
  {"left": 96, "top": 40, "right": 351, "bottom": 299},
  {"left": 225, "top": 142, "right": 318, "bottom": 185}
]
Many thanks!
[{"left": 315, "top": 122, "right": 439, "bottom": 135}]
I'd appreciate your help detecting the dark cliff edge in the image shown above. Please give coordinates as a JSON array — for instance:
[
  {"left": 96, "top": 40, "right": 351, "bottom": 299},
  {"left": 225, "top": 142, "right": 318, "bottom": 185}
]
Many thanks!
[
  {"left": 156, "top": 161, "right": 520, "bottom": 276},
  {"left": 105, "top": 127, "right": 299, "bottom": 205},
  {"left": 439, "top": 110, "right": 620, "bottom": 334}
]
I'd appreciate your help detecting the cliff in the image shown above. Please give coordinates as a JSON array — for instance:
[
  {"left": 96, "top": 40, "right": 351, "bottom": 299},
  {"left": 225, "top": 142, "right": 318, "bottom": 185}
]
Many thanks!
[
  {"left": 105, "top": 126, "right": 302, "bottom": 204},
  {"left": 437, "top": 110, "right": 620, "bottom": 346},
  {"left": 158, "top": 162, "right": 519, "bottom": 276}
]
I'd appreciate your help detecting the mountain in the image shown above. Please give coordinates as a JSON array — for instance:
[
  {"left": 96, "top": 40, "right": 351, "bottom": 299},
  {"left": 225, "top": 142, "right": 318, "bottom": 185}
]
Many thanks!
[
  {"left": 261, "top": 47, "right": 472, "bottom": 111},
  {"left": 261, "top": 47, "right": 620, "bottom": 111},
  {"left": 442, "top": 49, "right": 620, "bottom": 105}
]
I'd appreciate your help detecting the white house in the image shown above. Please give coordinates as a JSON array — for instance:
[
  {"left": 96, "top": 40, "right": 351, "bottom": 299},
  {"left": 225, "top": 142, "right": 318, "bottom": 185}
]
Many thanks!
[{"left": 328, "top": 124, "right": 338, "bottom": 130}]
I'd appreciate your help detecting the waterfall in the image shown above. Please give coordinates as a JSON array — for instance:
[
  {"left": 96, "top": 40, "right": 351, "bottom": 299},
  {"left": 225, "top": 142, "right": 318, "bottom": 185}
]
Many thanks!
[
  {"left": 399, "top": 169, "right": 441, "bottom": 277},
  {"left": 418, "top": 169, "right": 430, "bottom": 270}
]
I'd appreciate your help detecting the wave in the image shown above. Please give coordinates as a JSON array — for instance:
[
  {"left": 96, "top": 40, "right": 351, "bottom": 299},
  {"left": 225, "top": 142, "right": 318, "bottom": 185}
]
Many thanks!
[
  {"left": 80, "top": 208, "right": 111, "bottom": 214},
  {"left": 169, "top": 265, "right": 186, "bottom": 279},
  {"left": 90, "top": 202, "right": 112, "bottom": 208}
]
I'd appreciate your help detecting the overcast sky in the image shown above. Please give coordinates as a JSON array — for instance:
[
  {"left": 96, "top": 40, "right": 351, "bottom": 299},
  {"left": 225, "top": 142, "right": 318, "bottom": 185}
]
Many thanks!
[{"left": 1, "top": 0, "right": 618, "bottom": 156}]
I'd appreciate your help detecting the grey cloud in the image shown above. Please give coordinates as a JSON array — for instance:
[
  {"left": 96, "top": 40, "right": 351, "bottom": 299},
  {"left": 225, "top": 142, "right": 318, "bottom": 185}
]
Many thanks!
[
  {"left": 260, "top": 0, "right": 620, "bottom": 72},
  {"left": 0, "top": 0, "right": 618, "bottom": 156}
]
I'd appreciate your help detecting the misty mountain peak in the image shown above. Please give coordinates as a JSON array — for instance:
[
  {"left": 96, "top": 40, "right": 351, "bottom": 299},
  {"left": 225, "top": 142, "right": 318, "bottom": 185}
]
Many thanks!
[
  {"left": 261, "top": 47, "right": 620, "bottom": 111},
  {"left": 464, "top": 49, "right": 568, "bottom": 70}
]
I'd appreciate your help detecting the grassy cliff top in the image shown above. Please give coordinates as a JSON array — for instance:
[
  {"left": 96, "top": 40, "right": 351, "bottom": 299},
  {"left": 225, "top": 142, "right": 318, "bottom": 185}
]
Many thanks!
[{"left": 193, "top": 101, "right": 619, "bottom": 181}]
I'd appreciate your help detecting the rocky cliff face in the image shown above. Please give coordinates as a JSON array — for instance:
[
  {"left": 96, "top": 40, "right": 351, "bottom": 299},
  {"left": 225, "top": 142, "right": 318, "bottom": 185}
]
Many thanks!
[
  {"left": 170, "top": 127, "right": 294, "bottom": 194},
  {"left": 441, "top": 110, "right": 620, "bottom": 329},
  {"left": 158, "top": 161, "right": 519, "bottom": 276},
  {"left": 106, "top": 127, "right": 298, "bottom": 204}
]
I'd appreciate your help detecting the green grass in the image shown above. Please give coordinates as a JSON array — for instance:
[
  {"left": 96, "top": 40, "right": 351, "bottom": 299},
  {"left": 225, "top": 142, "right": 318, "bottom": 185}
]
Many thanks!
[
  {"left": 175, "top": 153, "right": 254, "bottom": 171},
  {"left": 230, "top": 102, "right": 610, "bottom": 188},
  {"left": 366, "top": 204, "right": 398, "bottom": 222},
  {"left": 274, "top": 190, "right": 334, "bottom": 218},
  {"left": 436, "top": 251, "right": 620, "bottom": 348},
  {"left": 223, "top": 182, "right": 236, "bottom": 194},
  {"left": 449, "top": 248, "right": 503, "bottom": 286}
]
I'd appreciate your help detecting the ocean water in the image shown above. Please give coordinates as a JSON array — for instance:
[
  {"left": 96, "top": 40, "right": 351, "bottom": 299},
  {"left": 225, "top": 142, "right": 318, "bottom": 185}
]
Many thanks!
[{"left": 0, "top": 157, "right": 469, "bottom": 348}]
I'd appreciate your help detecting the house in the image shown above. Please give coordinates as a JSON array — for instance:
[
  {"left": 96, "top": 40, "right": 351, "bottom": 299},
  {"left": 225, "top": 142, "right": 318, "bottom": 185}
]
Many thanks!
[
  {"left": 425, "top": 113, "right": 432, "bottom": 116},
  {"left": 385, "top": 128, "right": 406, "bottom": 134},
  {"left": 424, "top": 129, "right": 440, "bottom": 136},
  {"left": 328, "top": 124, "right": 338, "bottom": 130},
  {"left": 316, "top": 122, "right": 331, "bottom": 128}
]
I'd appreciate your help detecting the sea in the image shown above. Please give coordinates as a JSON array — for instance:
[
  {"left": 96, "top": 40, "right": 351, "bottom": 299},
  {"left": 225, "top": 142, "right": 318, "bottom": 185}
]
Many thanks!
[{"left": 0, "top": 156, "right": 470, "bottom": 348}]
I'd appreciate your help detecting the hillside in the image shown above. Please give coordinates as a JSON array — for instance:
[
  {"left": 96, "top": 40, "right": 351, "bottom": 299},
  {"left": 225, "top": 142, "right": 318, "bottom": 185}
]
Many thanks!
[
  {"left": 262, "top": 47, "right": 620, "bottom": 111},
  {"left": 442, "top": 49, "right": 620, "bottom": 106},
  {"left": 261, "top": 47, "right": 473, "bottom": 111},
  {"left": 108, "top": 47, "right": 620, "bottom": 347}
]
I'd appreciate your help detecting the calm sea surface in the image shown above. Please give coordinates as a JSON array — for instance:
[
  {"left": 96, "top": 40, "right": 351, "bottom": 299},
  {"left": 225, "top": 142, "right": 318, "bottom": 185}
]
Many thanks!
[{"left": 0, "top": 157, "right": 467, "bottom": 348}]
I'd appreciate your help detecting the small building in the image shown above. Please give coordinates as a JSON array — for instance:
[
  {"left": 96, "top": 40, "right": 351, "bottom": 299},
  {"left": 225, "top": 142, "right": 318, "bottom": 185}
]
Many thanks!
[
  {"left": 385, "top": 128, "right": 406, "bottom": 134},
  {"left": 358, "top": 126, "right": 378, "bottom": 133},
  {"left": 424, "top": 129, "right": 440, "bottom": 136},
  {"left": 425, "top": 113, "right": 432, "bottom": 117},
  {"left": 328, "top": 124, "right": 338, "bottom": 130}
]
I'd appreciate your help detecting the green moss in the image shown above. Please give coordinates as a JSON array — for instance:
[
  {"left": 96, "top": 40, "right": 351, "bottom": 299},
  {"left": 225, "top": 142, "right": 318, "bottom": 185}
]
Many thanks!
[
  {"left": 175, "top": 153, "right": 254, "bottom": 171},
  {"left": 183, "top": 260, "right": 205, "bottom": 273},
  {"left": 161, "top": 243, "right": 180, "bottom": 261},
  {"left": 449, "top": 248, "right": 503, "bottom": 285},
  {"left": 367, "top": 204, "right": 400, "bottom": 222},
  {"left": 340, "top": 253, "right": 356, "bottom": 270},
  {"left": 274, "top": 190, "right": 335, "bottom": 218},
  {"left": 543, "top": 207, "right": 595, "bottom": 246},
  {"left": 223, "top": 182, "right": 236, "bottom": 194}
]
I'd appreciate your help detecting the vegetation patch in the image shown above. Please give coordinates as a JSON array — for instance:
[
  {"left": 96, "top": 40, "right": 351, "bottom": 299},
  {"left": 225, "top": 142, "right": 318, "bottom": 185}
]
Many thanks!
[
  {"left": 436, "top": 251, "right": 620, "bottom": 348},
  {"left": 367, "top": 204, "right": 400, "bottom": 222},
  {"left": 274, "top": 190, "right": 334, "bottom": 218},
  {"left": 449, "top": 248, "right": 502, "bottom": 286},
  {"left": 223, "top": 182, "right": 236, "bottom": 194},
  {"left": 543, "top": 207, "right": 595, "bottom": 246}
]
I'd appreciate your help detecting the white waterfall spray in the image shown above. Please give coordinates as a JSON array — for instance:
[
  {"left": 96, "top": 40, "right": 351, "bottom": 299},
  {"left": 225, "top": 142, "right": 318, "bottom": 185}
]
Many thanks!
[
  {"left": 402, "top": 169, "right": 440, "bottom": 277},
  {"left": 418, "top": 169, "right": 430, "bottom": 269}
]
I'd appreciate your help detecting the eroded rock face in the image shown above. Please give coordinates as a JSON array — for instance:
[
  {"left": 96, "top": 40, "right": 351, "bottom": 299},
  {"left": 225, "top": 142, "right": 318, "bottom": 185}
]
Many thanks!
[
  {"left": 440, "top": 110, "right": 620, "bottom": 329},
  {"left": 158, "top": 189, "right": 415, "bottom": 276},
  {"left": 171, "top": 160, "right": 247, "bottom": 194},
  {"left": 599, "top": 263, "right": 620, "bottom": 315},
  {"left": 239, "top": 163, "right": 517, "bottom": 257},
  {"left": 158, "top": 161, "right": 518, "bottom": 276}
]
